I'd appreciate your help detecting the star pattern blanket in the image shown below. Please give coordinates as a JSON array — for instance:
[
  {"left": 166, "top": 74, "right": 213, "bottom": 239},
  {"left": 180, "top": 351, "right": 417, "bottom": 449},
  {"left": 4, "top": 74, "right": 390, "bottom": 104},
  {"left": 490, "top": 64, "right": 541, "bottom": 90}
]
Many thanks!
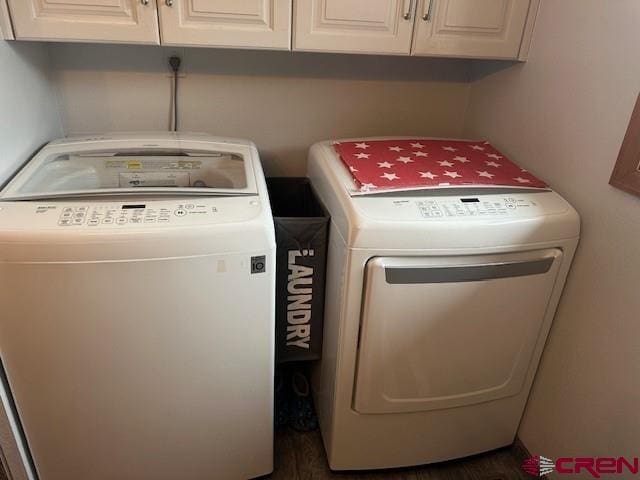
[{"left": 333, "top": 139, "right": 547, "bottom": 193}]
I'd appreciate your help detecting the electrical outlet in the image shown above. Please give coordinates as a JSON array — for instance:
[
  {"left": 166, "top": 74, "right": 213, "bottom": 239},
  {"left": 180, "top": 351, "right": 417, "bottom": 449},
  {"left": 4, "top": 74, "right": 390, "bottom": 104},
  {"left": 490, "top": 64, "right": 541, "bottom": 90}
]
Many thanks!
[{"left": 164, "top": 50, "right": 187, "bottom": 78}]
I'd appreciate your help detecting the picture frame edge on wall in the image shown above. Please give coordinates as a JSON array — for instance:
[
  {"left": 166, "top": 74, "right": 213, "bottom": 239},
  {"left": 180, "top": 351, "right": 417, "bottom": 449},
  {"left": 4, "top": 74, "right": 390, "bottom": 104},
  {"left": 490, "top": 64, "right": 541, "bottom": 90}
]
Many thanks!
[{"left": 610, "top": 92, "right": 640, "bottom": 198}]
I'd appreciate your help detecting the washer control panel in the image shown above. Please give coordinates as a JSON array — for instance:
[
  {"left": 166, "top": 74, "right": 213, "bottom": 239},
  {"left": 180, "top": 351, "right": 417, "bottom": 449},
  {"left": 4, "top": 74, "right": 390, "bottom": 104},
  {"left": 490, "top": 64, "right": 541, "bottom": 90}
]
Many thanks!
[
  {"left": 18, "top": 198, "right": 263, "bottom": 229},
  {"left": 58, "top": 206, "right": 89, "bottom": 226},
  {"left": 416, "top": 197, "right": 537, "bottom": 219},
  {"left": 57, "top": 202, "right": 214, "bottom": 226}
]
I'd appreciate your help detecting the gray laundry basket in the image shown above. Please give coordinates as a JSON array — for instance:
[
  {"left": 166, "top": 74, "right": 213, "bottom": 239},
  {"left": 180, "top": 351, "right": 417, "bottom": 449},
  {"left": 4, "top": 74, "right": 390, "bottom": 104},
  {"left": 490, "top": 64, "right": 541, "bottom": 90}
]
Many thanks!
[{"left": 266, "top": 177, "right": 329, "bottom": 363}]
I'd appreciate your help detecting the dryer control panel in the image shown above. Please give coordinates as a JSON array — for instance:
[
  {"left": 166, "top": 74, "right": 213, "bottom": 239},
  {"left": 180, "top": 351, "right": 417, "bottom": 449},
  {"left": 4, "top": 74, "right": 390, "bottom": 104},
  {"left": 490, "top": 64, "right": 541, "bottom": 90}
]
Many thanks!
[
  {"left": 353, "top": 192, "right": 566, "bottom": 223},
  {"left": 416, "top": 197, "right": 536, "bottom": 219}
]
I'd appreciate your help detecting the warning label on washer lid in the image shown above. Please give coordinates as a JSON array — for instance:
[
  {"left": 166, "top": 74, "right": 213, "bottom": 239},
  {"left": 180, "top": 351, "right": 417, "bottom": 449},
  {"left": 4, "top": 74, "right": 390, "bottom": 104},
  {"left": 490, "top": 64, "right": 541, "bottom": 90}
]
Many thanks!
[{"left": 119, "top": 172, "right": 190, "bottom": 187}]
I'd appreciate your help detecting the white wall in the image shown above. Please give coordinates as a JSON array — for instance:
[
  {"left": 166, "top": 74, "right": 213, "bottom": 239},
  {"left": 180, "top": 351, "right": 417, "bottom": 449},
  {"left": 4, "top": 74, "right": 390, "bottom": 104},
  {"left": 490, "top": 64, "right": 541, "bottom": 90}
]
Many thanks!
[
  {"left": 49, "top": 44, "right": 471, "bottom": 176},
  {"left": 0, "top": 39, "right": 61, "bottom": 480},
  {"left": 0, "top": 41, "right": 62, "bottom": 182},
  {"left": 464, "top": 0, "right": 640, "bottom": 467}
]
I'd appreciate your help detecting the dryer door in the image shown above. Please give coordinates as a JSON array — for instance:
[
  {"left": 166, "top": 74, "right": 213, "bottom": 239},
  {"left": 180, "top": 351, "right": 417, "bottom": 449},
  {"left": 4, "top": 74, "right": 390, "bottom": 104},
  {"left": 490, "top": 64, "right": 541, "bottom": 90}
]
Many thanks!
[{"left": 353, "top": 249, "right": 563, "bottom": 414}]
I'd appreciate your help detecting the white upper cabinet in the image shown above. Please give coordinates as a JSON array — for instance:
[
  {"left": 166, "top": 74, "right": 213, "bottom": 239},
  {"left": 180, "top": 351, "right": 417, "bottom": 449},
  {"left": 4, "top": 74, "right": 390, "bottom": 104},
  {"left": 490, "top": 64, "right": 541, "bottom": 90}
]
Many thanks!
[
  {"left": 3, "top": 0, "right": 537, "bottom": 58},
  {"left": 412, "top": 0, "right": 532, "bottom": 58},
  {"left": 6, "top": 0, "right": 159, "bottom": 44},
  {"left": 158, "top": 0, "right": 291, "bottom": 50},
  {"left": 293, "top": 0, "right": 417, "bottom": 55}
]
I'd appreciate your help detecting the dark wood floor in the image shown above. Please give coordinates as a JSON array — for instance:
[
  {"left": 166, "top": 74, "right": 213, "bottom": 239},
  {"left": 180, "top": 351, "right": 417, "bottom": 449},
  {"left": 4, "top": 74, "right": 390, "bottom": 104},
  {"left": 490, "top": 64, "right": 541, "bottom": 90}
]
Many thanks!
[
  {"left": 269, "top": 428, "right": 537, "bottom": 480},
  {"left": 0, "top": 429, "right": 537, "bottom": 479}
]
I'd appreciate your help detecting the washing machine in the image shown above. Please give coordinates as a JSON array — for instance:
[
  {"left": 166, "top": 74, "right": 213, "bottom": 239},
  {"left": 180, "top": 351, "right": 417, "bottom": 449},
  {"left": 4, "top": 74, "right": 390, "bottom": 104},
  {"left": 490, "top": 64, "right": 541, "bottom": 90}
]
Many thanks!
[
  {"left": 0, "top": 133, "right": 275, "bottom": 480},
  {"left": 307, "top": 138, "right": 580, "bottom": 470}
]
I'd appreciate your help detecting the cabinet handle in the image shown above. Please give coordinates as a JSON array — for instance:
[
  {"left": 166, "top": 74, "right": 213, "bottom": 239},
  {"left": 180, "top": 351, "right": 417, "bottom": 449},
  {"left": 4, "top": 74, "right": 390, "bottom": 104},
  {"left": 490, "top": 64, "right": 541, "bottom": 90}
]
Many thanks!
[
  {"left": 423, "top": 0, "right": 434, "bottom": 21},
  {"left": 403, "top": 0, "right": 414, "bottom": 20},
  {"left": 166, "top": 0, "right": 174, "bottom": 6},
  {"left": 140, "top": 0, "right": 149, "bottom": 5}
]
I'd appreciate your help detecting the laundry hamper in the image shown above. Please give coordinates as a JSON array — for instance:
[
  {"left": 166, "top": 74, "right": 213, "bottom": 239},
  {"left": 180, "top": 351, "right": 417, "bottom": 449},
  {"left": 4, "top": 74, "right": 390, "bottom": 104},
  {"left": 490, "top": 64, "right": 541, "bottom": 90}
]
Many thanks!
[{"left": 266, "top": 177, "right": 329, "bottom": 363}]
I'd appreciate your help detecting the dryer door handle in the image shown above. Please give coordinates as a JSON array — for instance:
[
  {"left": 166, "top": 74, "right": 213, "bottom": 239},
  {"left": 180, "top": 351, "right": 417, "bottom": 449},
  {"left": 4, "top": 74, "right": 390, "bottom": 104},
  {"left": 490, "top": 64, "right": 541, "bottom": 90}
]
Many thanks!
[{"left": 384, "top": 257, "right": 554, "bottom": 284}]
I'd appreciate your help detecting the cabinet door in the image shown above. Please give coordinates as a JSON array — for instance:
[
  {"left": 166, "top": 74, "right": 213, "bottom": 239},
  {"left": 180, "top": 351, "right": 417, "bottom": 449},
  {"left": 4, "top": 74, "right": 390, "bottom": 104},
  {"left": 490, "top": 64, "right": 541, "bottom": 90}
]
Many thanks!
[
  {"left": 294, "top": 0, "right": 416, "bottom": 55},
  {"left": 6, "top": 0, "right": 159, "bottom": 44},
  {"left": 158, "top": 0, "right": 291, "bottom": 50},
  {"left": 412, "top": 0, "right": 531, "bottom": 58}
]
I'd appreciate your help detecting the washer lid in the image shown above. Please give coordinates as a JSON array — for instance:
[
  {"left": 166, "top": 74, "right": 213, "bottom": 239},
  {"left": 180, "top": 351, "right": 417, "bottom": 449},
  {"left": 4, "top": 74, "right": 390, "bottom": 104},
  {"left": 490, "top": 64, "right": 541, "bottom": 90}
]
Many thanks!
[{"left": 1, "top": 139, "right": 258, "bottom": 200}]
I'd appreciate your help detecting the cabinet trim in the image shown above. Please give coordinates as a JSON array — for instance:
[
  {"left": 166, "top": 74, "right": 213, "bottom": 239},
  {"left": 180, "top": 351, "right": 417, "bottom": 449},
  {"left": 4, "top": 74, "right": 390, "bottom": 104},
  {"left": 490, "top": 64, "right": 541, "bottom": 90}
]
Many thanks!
[
  {"left": 517, "top": 0, "right": 539, "bottom": 61},
  {"left": 0, "top": 0, "right": 14, "bottom": 40}
]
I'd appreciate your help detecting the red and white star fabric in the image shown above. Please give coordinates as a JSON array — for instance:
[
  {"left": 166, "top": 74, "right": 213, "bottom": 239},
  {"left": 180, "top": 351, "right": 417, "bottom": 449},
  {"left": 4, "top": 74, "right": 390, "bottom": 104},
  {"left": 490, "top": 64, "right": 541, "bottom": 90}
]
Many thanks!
[{"left": 333, "top": 139, "right": 547, "bottom": 193}]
